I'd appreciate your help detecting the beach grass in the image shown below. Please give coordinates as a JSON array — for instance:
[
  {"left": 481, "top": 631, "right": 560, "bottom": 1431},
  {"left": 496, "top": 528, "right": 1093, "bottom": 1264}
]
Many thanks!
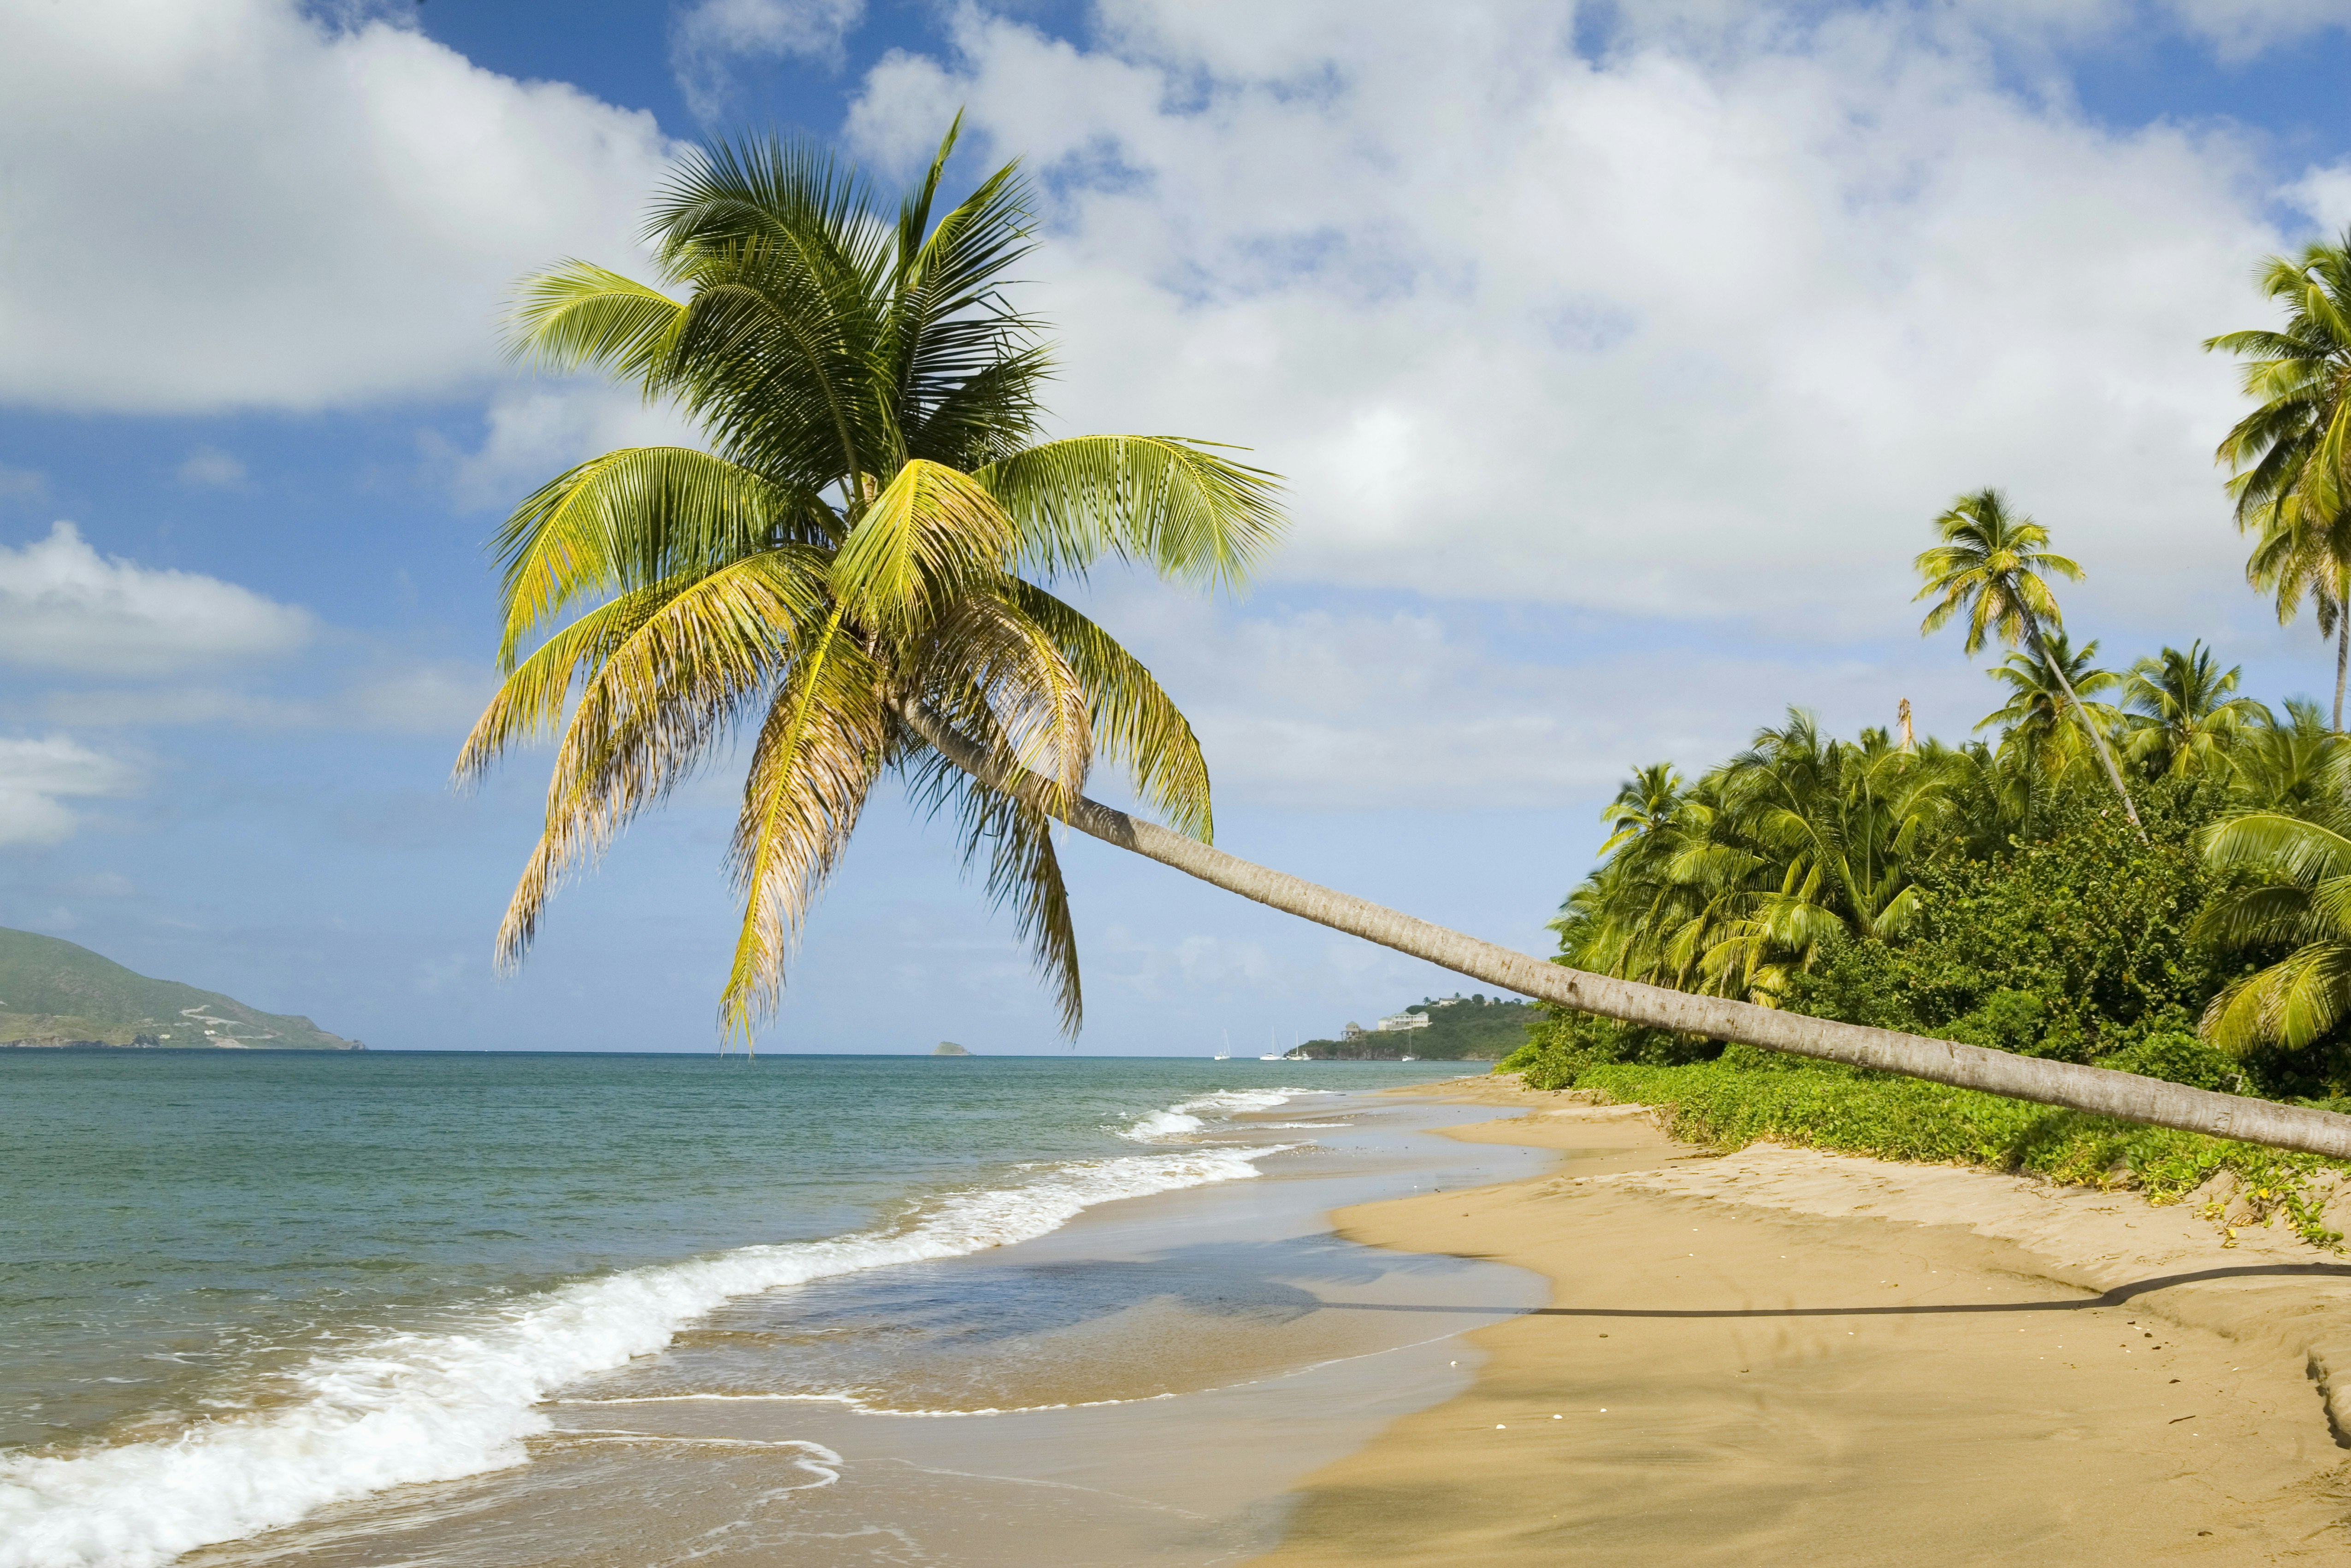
[{"left": 1529, "top": 1049, "right": 2351, "bottom": 1249}]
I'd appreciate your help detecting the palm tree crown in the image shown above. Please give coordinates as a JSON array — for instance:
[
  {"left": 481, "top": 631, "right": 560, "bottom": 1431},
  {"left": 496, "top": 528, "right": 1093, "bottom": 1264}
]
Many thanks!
[
  {"left": 457, "top": 127, "right": 1282, "bottom": 1042},
  {"left": 2121, "top": 641, "right": 2269, "bottom": 781},
  {"left": 1914, "top": 488, "right": 2142, "bottom": 834},
  {"left": 2208, "top": 231, "right": 2351, "bottom": 730},
  {"left": 1914, "top": 488, "right": 2079, "bottom": 655},
  {"left": 1976, "top": 630, "right": 2117, "bottom": 779}
]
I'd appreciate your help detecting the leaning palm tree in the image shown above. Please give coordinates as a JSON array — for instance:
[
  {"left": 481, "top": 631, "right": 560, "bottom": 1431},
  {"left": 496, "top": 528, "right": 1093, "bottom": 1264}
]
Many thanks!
[
  {"left": 2121, "top": 641, "right": 2269, "bottom": 781},
  {"left": 2209, "top": 231, "right": 2351, "bottom": 729},
  {"left": 1914, "top": 488, "right": 2144, "bottom": 837},
  {"left": 461, "top": 129, "right": 2351, "bottom": 1160}
]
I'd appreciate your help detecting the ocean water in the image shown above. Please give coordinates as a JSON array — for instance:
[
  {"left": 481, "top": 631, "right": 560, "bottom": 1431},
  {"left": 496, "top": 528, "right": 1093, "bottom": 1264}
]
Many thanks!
[{"left": 0, "top": 1051, "right": 1489, "bottom": 1568}]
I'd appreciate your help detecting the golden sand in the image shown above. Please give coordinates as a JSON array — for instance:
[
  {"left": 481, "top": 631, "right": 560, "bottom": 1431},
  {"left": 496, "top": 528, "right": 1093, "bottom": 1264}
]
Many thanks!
[{"left": 1251, "top": 1082, "right": 2351, "bottom": 1566}]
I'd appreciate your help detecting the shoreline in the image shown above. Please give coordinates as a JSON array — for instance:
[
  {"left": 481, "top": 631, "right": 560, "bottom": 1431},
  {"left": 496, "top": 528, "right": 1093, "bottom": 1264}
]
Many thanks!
[
  {"left": 148, "top": 1075, "right": 1552, "bottom": 1568},
  {"left": 1250, "top": 1077, "right": 2351, "bottom": 1566}
]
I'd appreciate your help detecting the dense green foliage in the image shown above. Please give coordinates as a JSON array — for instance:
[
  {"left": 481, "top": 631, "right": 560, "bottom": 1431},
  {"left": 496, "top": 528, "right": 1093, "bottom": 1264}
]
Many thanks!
[
  {"left": 0, "top": 926, "right": 355, "bottom": 1049},
  {"left": 1296, "top": 995, "right": 1538, "bottom": 1060},
  {"left": 1523, "top": 687, "right": 2351, "bottom": 1101}
]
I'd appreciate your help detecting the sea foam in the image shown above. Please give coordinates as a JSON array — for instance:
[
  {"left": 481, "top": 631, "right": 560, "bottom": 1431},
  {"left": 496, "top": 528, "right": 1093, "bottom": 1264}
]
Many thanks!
[
  {"left": 1119, "top": 1087, "right": 1308, "bottom": 1143},
  {"left": 0, "top": 1143, "right": 1288, "bottom": 1568}
]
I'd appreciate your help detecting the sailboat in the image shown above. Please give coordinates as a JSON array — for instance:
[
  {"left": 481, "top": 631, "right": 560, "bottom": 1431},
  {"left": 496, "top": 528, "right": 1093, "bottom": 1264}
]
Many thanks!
[
  {"left": 1213, "top": 1028, "right": 1230, "bottom": 1061},
  {"left": 1258, "top": 1028, "right": 1293, "bottom": 1062}
]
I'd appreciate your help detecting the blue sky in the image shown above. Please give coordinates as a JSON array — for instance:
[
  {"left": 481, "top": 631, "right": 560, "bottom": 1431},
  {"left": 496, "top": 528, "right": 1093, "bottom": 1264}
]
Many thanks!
[{"left": 2, "top": 0, "right": 2349, "bottom": 1053}]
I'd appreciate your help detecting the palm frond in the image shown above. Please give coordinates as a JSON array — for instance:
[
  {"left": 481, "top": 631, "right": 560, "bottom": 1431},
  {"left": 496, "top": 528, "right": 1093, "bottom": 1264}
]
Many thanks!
[
  {"left": 492, "top": 448, "right": 832, "bottom": 665},
  {"left": 980, "top": 436, "right": 1286, "bottom": 591},
  {"left": 719, "top": 619, "right": 889, "bottom": 1040}
]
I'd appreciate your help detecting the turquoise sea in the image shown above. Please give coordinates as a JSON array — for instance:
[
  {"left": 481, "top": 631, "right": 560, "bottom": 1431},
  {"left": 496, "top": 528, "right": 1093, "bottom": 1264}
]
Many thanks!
[{"left": 0, "top": 1051, "right": 1498, "bottom": 1567}]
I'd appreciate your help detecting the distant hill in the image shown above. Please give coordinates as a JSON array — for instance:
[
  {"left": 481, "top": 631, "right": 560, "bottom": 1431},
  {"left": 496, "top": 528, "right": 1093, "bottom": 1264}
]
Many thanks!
[
  {"left": 1293, "top": 995, "right": 1540, "bottom": 1061},
  {"left": 0, "top": 927, "right": 359, "bottom": 1049}
]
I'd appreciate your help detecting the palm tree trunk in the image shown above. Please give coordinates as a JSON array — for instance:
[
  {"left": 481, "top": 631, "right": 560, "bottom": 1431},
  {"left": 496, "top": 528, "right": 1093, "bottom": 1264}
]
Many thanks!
[
  {"left": 2027, "top": 623, "right": 2145, "bottom": 841},
  {"left": 895, "top": 698, "right": 2351, "bottom": 1161},
  {"left": 2335, "top": 613, "right": 2346, "bottom": 733}
]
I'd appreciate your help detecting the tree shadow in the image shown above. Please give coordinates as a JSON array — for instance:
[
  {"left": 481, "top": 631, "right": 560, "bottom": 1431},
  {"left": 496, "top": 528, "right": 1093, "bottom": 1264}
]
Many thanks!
[{"left": 1310, "top": 1261, "right": 2351, "bottom": 1319}]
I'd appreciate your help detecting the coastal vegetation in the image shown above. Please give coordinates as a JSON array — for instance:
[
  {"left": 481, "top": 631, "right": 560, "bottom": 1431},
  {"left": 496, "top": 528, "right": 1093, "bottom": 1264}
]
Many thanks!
[
  {"left": 464, "top": 123, "right": 2351, "bottom": 1158},
  {"left": 1497, "top": 225, "right": 2351, "bottom": 1205},
  {"left": 1294, "top": 996, "right": 1538, "bottom": 1060},
  {"left": 0, "top": 926, "right": 357, "bottom": 1049}
]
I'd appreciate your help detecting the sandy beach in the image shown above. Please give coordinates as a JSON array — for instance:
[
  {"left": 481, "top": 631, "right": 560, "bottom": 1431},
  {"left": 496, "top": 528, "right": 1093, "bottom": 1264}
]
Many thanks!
[{"left": 1252, "top": 1079, "right": 2351, "bottom": 1567}]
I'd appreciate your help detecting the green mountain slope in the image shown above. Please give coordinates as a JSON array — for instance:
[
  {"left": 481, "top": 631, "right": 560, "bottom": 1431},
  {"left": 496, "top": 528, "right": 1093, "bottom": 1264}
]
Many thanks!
[
  {"left": 0, "top": 927, "right": 359, "bottom": 1049},
  {"left": 1293, "top": 995, "right": 1540, "bottom": 1061}
]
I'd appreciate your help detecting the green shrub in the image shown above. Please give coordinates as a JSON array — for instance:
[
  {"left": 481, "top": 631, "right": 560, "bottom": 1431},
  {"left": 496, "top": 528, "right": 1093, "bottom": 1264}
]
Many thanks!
[{"left": 1568, "top": 1058, "right": 2345, "bottom": 1249}]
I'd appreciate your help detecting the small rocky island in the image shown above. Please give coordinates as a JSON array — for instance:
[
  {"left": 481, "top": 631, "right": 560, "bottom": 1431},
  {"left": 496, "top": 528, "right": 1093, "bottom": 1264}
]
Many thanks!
[{"left": 932, "top": 1041, "right": 971, "bottom": 1056}]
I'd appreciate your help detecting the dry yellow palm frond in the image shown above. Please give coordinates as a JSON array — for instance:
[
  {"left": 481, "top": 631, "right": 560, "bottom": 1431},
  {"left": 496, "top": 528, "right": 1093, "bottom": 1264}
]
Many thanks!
[
  {"left": 720, "top": 619, "right": 890, "bottom": 1038},
  {"left": 1006, "top": 582, "right": 1212, "bottom": 842},
  {"left": 913, "top": 593, "right": 1092, "bottom": 814},
  {"left": 491, "top": 552, "right": 832, "bottom": 968}
]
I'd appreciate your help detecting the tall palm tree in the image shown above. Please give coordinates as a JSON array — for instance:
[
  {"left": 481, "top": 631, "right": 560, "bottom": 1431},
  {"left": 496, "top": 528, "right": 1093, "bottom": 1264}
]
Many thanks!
[
  {"left": 461, "top": 130, "right": 2351, "bottom": 1160},
  {"left": 2121, "top": 641, "right": 2269, "bottom": 781},
  {"left": 2243, "top": 505, "right": 2351, "bottom": 731},
  {"left": 2231, "top": 699, "right": 2350, "bottom": 815},
  {"left": 1975, "top": 630, "right": 2119, "bottom": 783},
  {"left": 1914, "top": 488, "right": 2144, "bottom": 837},
  {"left": 2209, "top": 231, "right": 2351, "bottom": 729}
]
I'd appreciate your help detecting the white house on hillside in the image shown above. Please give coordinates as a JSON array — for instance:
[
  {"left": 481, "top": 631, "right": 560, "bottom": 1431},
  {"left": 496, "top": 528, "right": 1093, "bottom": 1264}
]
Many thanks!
[{"left": 1374, "top": 1012, "right": 1430, "bottom": 1032}]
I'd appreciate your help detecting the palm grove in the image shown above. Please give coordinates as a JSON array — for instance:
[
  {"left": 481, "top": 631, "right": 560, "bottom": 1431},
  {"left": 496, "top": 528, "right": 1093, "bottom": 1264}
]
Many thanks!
[
  {"left": 462, "top": 128, "right": 2351, "bottom": 1160},
  {"left": 1514, "top": 236, "right": 2351, "bottom": 1115}
]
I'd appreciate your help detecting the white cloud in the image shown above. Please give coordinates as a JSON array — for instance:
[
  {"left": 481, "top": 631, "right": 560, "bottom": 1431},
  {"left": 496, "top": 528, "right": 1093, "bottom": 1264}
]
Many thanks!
[
  {"left": 842, "top": 3, "right": 2327, "bottom": 646},
  {"left": 0, "top": 0, "right": 678, "bottom": 414},
  {"left": 1087, "top": 586, "right": 1990, "bottom": 810},
  {"left": 37, "top": 662, "right": 498, "bottom": 736},
  {"left": 2290, "top": 160, "right": 2351, "bottom": 231},
  {"left": 429, "top": 385, "right": 704, "bottom": 513},
  {"left": 0, "top": 523, "right": 313, "bottom": 675},
  {"left": 176, "top": 447, "right": 247, "bottom": 488},
  {"left": 673, "top": 0, "right": 866, "bottom": 118},
  {"left": 0, "top": 735, "right": 139, "bottom": 847},
  {"left": 2162, "top": 0, "right": 2351, "bottom": 57}
]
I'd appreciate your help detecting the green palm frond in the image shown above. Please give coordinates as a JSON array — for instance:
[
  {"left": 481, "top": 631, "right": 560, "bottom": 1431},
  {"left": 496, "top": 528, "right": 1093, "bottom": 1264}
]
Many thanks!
[
  {"left": 2202, "top": 811, "right": 2351, "bottom": 884},
  {"left": 1008, "top": 582, "right": 1213, "bottom": 840},
  {"left": 980, "top": 436, "right": 1285, "bottom": 591},
  {"left": 830, "top": 459, "right": 1020, "bottom": 635},
  {"left": 509, "top": 262, "right": 689, "bottom": 382},
  {"left": 492, "top": 448, "right": 833, "bottom": 664},
  {"left": 491, "top": 553, "right": 826, "bottom": 971}
]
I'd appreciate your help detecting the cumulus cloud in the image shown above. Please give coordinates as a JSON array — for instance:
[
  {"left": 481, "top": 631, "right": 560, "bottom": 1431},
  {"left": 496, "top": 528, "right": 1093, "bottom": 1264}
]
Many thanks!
[
  {"left": 429, "top": 385, "right": 704, "bottom": 513},
  {"left": 842, "top": 1, "right": 2326, "bottom": 646},
  {"left": 0, "top": 0, "right": 677, "bottom": 413},
  {"left": 0, "top": 523, "right": 313, "bottom": 676},
  {"left": 0, "top": 735, "right": 139, "bottom": 847},
  {"left": 672, "top": 0, "right": 866, "bottom": 118},
  {"left": 1083, "top": 586, "right": 1989, "bottom": 811}
]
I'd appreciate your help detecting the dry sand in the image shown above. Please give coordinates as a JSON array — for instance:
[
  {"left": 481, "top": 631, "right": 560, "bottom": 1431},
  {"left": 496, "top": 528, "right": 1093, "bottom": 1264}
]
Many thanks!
[{"left": 1249, "top": 1080, "right": 2351, "bottom": 1566}]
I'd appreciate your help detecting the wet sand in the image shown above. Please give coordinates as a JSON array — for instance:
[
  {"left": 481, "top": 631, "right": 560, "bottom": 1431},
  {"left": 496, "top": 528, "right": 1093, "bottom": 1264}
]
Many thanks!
[{"left": 1252, "top": 1081, "right": 2351, "bottom": 1566}]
